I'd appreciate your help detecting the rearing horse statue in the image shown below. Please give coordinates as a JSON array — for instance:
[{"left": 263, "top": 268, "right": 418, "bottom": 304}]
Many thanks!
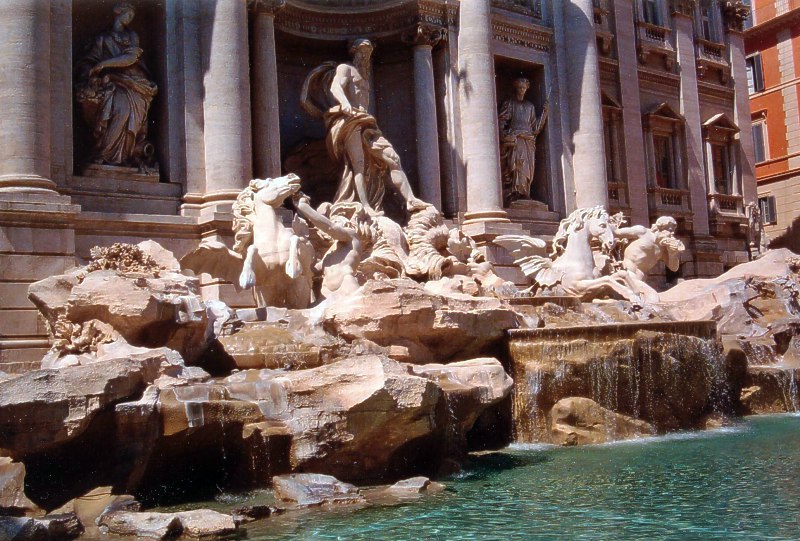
[
  {"left": 180, "top": 174, "right": 315, "bottom": 309},
  {"left": 496, "top": 206, "right": 652, "bottom": 302}
]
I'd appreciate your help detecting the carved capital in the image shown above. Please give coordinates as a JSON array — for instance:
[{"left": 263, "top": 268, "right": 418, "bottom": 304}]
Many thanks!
[
  {"left": 669, "top": 0, "right": 696, "bottom": 16},
  {"left": 402, "top": 23, "right": 446, "bottom": 48},
  {"left": 249, "top": 0, "right": 286, "bottom": 16},
  {"left": 720, "top": 0, "right": 750, "bottom": 31}
]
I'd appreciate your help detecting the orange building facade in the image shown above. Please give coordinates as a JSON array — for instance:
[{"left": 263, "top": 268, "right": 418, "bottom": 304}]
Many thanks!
[{"left": 746, "top": 0, "right": 800, "bottom": 251}]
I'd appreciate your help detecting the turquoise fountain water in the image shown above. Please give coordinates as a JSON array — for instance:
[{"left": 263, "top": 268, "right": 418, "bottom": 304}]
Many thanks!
[{"left": 233, "top": 415, "right": 800, "bottom": 540}]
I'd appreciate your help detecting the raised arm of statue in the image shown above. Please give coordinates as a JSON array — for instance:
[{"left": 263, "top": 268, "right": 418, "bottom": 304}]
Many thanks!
[
  {"left": 614, "top": 225, "right": 649, "bottom": 240},
  {"left": 330, "top": 64, "right": 356, "bottom": 115},
  {"left": 293, "top": 194, "right": 354, "bottom": 244}
]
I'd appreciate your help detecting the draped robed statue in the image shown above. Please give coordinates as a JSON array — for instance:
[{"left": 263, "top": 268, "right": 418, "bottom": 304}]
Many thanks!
[
  {"left": 76, "top": 3, "right": 159, "bottom": 173},
  {"left": 498, "top": 77, "right": 549, "bottom": 205}
]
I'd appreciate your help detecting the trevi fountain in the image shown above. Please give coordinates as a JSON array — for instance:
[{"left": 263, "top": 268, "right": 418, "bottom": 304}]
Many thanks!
[{"left": 1, "top": 2, "right": 799, "bottom": 540}]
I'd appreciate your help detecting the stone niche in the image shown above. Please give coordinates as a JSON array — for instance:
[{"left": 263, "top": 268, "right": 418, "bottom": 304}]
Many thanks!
[
  {"left": 277, "top": 33, "right": 424, "bottom": 215},
  {"left": 71, "top": 0, "right": 167, "bottom": 183},
  {"left": 493, "top": 57, "right": 551, "bottom": 209}
]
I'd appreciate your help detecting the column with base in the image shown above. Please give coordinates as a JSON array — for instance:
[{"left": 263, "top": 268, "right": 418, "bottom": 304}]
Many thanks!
[
  {"left": 0, "top": 0, "right": 56, "bottom": 194},
  {"left": 0, "top": 1, "right": 79, "bottom": 373},
  {"left": 457, "top": 0, "right": 508, "bottom": 225},
  {"left": 197, "top": 0, "right": 256, "bottom": 309},
  {"left": 200, "top": 0, "right": 253, "bottom": 217},
  {"left": 404, "top": 23, "right": 445, "bottom": 210},
  {"left": 563, "top": 0, "right": 608, "bottom": 210},
  {"left": 251, "top": 0, "right": 285, "bottom": 179}
]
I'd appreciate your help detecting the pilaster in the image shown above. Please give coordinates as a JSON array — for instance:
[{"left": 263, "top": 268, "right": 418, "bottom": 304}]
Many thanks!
[
  {"left": 251, "top": 0, "right": 285, "bottom": 179},
  {"left": 613, "top": 0, "right": 649, "bottom": 225},
  {"left": 672, "top": 9, "right": 711, "bottom": 236},
  {"left": 404, "top": 23, "right": 445, "bottom": 210}
]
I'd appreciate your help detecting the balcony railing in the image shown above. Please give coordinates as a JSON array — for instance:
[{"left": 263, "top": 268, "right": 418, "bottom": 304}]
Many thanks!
[
  {"left": 697, "top": 38, "right": 726, "bottom": 63},
  {"left": 636, "top": 21, "right": 676, "bottom": 69},
  {"left": 647, "top": 186, "right": 692, "bottom": 214},
  {"left": 708, "top": 193, "right": 744, "bottom": 216}
]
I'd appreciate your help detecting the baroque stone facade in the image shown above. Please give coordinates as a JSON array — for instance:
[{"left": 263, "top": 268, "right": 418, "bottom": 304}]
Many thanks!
[{"left": 0, "top": 0, "right": 756, "bottom": 373}]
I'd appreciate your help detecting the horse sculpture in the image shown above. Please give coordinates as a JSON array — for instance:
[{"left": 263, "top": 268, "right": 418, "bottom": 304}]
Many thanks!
[
  {"left": 180, "top": 174, "right": 315, "bottom": 309},
  {"left": 496, "top": 206, "right": 654, "bottom": 302}
]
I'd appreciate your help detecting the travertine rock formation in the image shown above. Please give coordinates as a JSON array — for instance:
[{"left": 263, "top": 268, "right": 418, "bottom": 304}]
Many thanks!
[
  {"left": 28, "top": 256, "right": 209, "bottom": 363},
  {"left": 549, "top": 397, "right": 654, "bottom": 446},
  {"left": 272, "top": 474, "right": 365, "bottom": 507},
  {"left": 323, "top": 278, "right": 519, "bottom": 363}
]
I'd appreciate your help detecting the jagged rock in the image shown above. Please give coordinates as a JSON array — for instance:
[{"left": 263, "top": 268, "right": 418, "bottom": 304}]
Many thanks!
[
  {"left": 272, "top": 474, "right": 365, "bottom": 507},
  {"left": 98, "top": 511, "right": 182, "bottom": 539},
  {"left": 226, "top": 355, "right": 441, "bottom": 479},
  {"left": 549, "top": 397, "right": 654, "bottom": 446},
  {"left": 661, "top": 249, "right": 800, "bottom": 366},
  {"left": 0, "top": 513, "right": 82, "bottom": 540},
  {"left": 28, "top": 265, "right": 209, "bottom": 363},
  {"left": 0, "top": 355, "right": 166, "bottom": 457},
  {"left": 231, "top": 504, "right": 283, "bottom": 524},
  {"left": 174, "top": 510, "right": 237, "bottom": 538},
  {"left": 51, "top": 486, "right": 140, "bottom": 534},
  {"left": 323, "top": 278, "right": 519, "bottom": 363},
  {"left": 388, "top": 476, "right": 445, "bottom": 494},
  {"left": 0, "top": 458, "right": 40, "bottom": 516},
  {"left": 412, "top": 358, "right": 513, "bottom": 451},
  {"left": 508, "top": 323, "right": 743, "bottom": 442},
  {"left": 137, "top": 240, "right": 181, "bottom": 271},
  {"left": 741, "top": 366, "right": 800, "bottom": 414}
]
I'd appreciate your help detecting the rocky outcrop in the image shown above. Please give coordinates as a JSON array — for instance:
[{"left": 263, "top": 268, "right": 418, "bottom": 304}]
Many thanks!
[
  {"left": 272, "top": 474, "right": 366, "bottom": 507},
  {"left": 0, "top": 513, "right": 83, "bottom": 540},
  {"left": 130, "top": 354, "right": 512, "bottom": 493},
  {"left": 662, "top": 249, "right": 800, "bottom": 414},
  {"left": 508, "top": 322, "right": 743, "bottom": 442},
  {"left": 28, "top": 242, "right": 211, "bottom": 364},
  {"left": 0, "top": 353, "right": 169, "bottom": 457},
  {"left": 323, "top": 278, "right": 519, "bottom": 363},
  {"left": 97, "top": 509, "right": 237, "bottom": 540},
  {"left": 0, "top": 458, "right": 39, "bottom": 516},
  {"left": 387, "top": 476, "right": 445, "bottom": 494},
  {"left": 549, "top": 397, "right": 654, "bottom": 446}
]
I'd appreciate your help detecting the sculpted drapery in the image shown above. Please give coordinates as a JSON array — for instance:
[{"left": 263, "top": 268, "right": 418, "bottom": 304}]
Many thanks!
[{"left": 76, "top": 3, "right": 158, "bottom": 170}]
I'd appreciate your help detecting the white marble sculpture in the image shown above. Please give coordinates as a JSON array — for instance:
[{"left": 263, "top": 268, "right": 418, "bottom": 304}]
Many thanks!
[
  {"left": 498, "top": 77, "right": 548, "bottom": 204},
  {"left": 300, "top": 38, "right": 426, "bottom": 214},
  {"left": 496, "top": 206, "right": 657, "bottom": 302},
  {"left": 180, "top": 174, "right": 315, "bottom": 309},
  {"left": 613, "top": 216, "right": 685, "bottom": 280}
]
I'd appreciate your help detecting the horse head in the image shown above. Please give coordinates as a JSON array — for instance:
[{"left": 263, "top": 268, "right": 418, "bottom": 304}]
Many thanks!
[
  {"left": 250, "top": 173, "right": 303, "bottom": 208},
  {"left": 585, "top": 212, "right": 616, "bottom": 253},
  {"left": 552, "top": 206, "right": 615, "bottom": 256}
]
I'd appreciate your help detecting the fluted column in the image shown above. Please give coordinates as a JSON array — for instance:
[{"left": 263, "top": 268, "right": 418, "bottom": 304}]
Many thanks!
[
  {"left": 251, "top": 0, "right": 284, "bottom": 179},
  {"left": 563, "top": 0, "right": 607, "bottom": 209},
  {"left": 202, "top": 0, "right": 252, "bottom": 206},
  {"left": 673, "top": 8, "right": 710, "bottom": 235},
  {"left": 404, "top": 23, "right": 445, "bottom": 209},
  {"left": 0, "top": 0, "right": 56, "bottom": 193},
  {"left": 458, "top": 0, "right": 508, "bottom": 223}
]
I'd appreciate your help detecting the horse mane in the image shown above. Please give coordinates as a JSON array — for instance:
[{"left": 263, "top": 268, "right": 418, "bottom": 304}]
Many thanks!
[
  {"left": 232, "top": 181, "right": 258, "bottom": 255},
  {"left": 551, "top": 206, "right": 608, "bottom": 256}
]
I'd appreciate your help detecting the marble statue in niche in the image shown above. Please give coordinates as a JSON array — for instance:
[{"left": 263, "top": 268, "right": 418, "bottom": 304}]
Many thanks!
[
  {"left": 75, "top": 3, "right": 159, "bottom": 174},
  {"left": 498, "top": 77, "right": 549, "bottom": 206},
  {"left": 301, "top": 38, "right": 426, "bottom": 215}
]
